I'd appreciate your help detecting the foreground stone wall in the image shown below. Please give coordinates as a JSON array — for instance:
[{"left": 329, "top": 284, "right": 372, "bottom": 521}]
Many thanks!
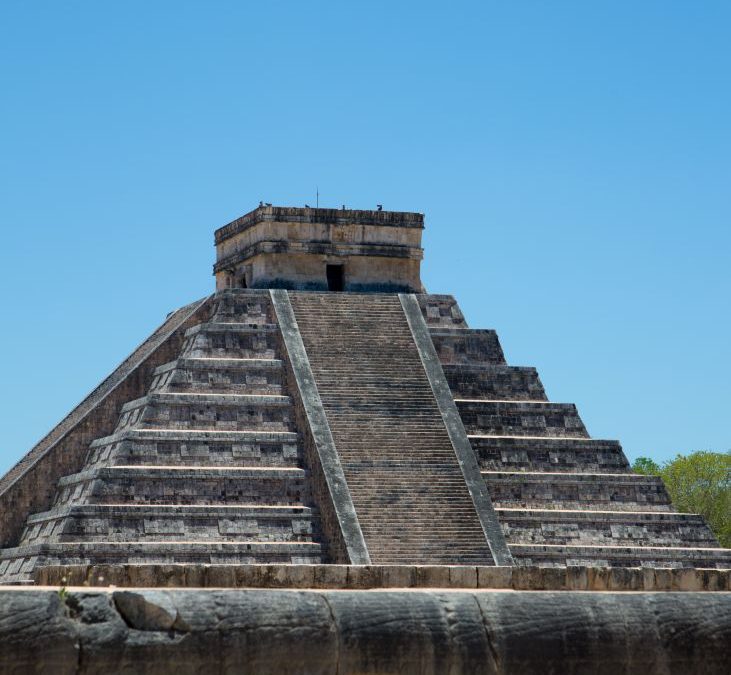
[{"left": 1, "top": 588, "right": 728, "bottom": 674}]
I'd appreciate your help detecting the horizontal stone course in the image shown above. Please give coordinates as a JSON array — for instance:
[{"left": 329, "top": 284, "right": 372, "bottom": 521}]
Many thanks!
[
  {"left": 0, "top": 543, "right": 323, "bottom": 581},
  {"left": 457, "top": 400, "right": 588, "bottom": 437},
  {"left": 470, "top": 436, "right": 631, "bottom": 472},
  {"left": 497, "top": 508, "right": 718, "bottom": 547},
  {"left": 182, "top": 323, "right": 279, "bottom": 359},
  {"left": 31, "top": 563, "right": 731, "bottom": 591},
  {"left": 483, "top": 470, "right": 672, "bottom": 510},
  {"left": 444, "top": 364, "right": 547, "bottom": 401},
  {"left": 215, "top": 205, "right": 424, "bottom": 246},
  {"left": 429, "top": 328, "right": 506, "bottom": 365},
  {"left": 19, "top": 504, "right": 318, "bottom": 545},
  {"left": 511, "top": 543, "right": 731, "bottom": 569},
  {"left": 85, "top": 429, "right": 301, "bottom": 468},
  {"left": 115, "top": 392, "right": 294, "bottom": 432},
  {"left": 151, "top": 357, "right": 284, "bottom": 395},
  {"left": 53, "top": 466, "right": 309, "bottom": 507}
]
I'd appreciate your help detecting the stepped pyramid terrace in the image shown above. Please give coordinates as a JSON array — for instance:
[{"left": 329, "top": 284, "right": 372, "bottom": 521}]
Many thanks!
[{"left": 0, "top": 205, "right": 729, "bottom": 673}]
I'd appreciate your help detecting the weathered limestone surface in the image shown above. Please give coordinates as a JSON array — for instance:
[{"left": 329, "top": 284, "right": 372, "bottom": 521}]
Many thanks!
[{"left": 1, "top": 588, "right": 729, "bottom": 674}]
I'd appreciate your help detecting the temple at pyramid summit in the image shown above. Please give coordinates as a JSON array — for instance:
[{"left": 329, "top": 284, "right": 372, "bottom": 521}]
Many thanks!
[{"left": 0, "top": 204, "right": 728, "bottom": 584}]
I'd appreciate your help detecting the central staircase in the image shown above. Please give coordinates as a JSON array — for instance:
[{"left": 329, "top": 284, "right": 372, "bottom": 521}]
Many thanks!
[{"left": 289, "top": 292, "right": 494, "bottom": 564}]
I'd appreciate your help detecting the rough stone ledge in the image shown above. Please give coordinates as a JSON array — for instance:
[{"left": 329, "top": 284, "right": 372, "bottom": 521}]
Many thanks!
[
  {"left": 0, "top": 588, "right": 728, "bottom": 674},
  {"left": 31, "top": 563, "right": 730, "bottom": 592}
]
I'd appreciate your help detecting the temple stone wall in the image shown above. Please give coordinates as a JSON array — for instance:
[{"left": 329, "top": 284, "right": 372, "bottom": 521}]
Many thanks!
[
  {"left": 239, "top": 250, "right": 421, "bottom": 292},
  {"left": 213, "top": 206, "right": 424, "bottom": 292}
]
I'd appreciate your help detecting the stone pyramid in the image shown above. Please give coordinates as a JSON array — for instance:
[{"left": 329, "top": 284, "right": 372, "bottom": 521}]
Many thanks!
[{"left": 0, "top": 205, "right": 727, "bottom": 583}]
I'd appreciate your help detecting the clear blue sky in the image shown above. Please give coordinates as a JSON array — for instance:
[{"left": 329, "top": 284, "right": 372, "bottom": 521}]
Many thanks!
[{"left": 1, "top": 2, "right": 729, "bottom": 475}]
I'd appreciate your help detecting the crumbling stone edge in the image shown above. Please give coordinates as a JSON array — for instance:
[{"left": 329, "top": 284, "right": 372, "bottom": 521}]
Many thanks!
[
  {"left": 271, "top": 289, "right": 370, "bottom": 564},
  {"left": 1, "top": 588, "right": 728, "bottom": 674},
  {"left": 399, "top": 293, "right": 514, "bottom": 566}
]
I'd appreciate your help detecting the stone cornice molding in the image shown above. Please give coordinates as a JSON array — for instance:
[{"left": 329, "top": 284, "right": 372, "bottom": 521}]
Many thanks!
[{"left": 215, "top": 205, "right": 424, "bottom": 245}]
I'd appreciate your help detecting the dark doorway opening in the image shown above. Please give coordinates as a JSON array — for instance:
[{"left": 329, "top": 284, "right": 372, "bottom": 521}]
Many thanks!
[
  {"left": 326, "top": 264, "right": 345, "bottom": 292},
  {"left": 240, "top": 277, "right": 247, "bottom": 288}
]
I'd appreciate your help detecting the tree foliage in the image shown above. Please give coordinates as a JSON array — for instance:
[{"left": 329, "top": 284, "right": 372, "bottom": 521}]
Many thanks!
[{"left": 632, "top": 451, "right": 730, "bottom": 548}]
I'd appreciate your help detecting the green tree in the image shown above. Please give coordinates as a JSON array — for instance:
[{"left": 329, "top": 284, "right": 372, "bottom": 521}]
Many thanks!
[
  {"left": 632, "top": 451, "right": 730, "bottom": 548},
  {"left": 631, "top": 457, "right": 661, "bottom": 475}
]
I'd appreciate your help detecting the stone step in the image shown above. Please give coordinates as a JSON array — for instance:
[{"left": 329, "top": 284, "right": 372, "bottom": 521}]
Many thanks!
[
  {"left": 337, "top": 459, "right": 462, "bottom": 469},
  {"left": 416, "top": 294, "right": 467, "bottom": 328},
  {"left": 339, "top": 457, "right": 464, "bottom": 468},
  {"left": 345, "top": 474, "right": 478, "bottom": 487},
  {"left": 86, "top": 429, "right": 301, "bottom": 468},
  {"left": 319, "top": 395, "right": 439, "bottom": 406},
  {"left": 428, "top": 327, "right": 506, "bottom": 365},
  {"left": 181, "top": 323, "right": 279, "bottom": 359},
  {"left": 470, "top": 435, "right": 631, "bottom": 473},
  {"left": 509, "top": 543, "right": 731, "bottom": 569},
  {"left": 19, "top": 504, "right": 318, "bottom": 545},
  {"left": 52, "top": 466, "right": 309, "bottom": 507},
  {"left": 115, "top": 392, "right": 294, "bottom": 433},
  {"left": 444, "top": 364, "right": 547, "bottom": 401},
  {"left": 150, "top": 357, "right": 284, "bottom": 395},
  {"left": 457, "top": 400, "right": 588, "bottom": 437},
  {"left": 0, "top": 540, "right": 323, "bottom": 581},
  {"left": 482, "top": 471, "right": 672, "bottom": 511},
  {"left": 496, "top": 508, "right": 718, "bottom": 548}
]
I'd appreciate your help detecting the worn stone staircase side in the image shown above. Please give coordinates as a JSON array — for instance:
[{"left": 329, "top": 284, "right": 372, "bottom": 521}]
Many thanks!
[
  {"left": 0, "top": 290, "right": 325, "bottom": 583},
  {"left": 418, "top": 294, "right": 731, "bottom": 569},
  {"left": 287, "top": 291, "right": 511, "bottom": 566}
]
